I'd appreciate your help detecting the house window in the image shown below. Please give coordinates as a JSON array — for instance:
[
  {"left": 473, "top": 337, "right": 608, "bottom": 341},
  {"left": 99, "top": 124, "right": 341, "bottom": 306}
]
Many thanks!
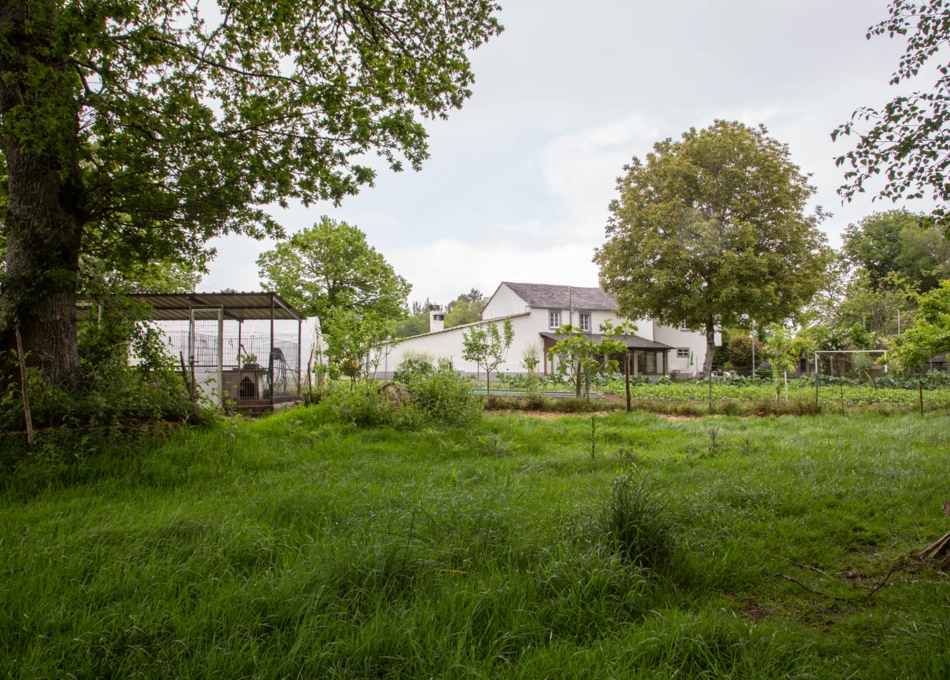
[
  {"left": 677, "top": 348, "right": 690, "bottom": 359},
  {"left": 549, "top": 310, "right": 561, "bottom": 329},
  {"left": 679, "top": 321, "right": 689, "bottom": 331},
  {"left": 579, "top": 313, "right": 591, "bottom": 332}
]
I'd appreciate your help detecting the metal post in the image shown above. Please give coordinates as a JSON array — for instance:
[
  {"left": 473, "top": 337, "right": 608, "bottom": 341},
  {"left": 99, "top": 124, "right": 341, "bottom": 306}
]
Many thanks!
[
  {"left": 297, "top": 318, "right": 303, "bottom": 397},
  {"left": 237, "top": 320, "right": 243, "bottom": 365},
  {"left": 625, "top": 353, "right": 631, "bottom": 412},
  {"left": 751, "top": 320, "right": 756, "bottom": 378},
  {"left": 269, "top": 294, "right": 275, "bottom": 408},
  {"left": 217, "top": 308, "right": 224, "bottom": 407},
  {"left": 814, "top": 351, "right": 819, "bottom": 410},
  {"left": 708, "top": 364, "right": 713, "bottom": 413}
]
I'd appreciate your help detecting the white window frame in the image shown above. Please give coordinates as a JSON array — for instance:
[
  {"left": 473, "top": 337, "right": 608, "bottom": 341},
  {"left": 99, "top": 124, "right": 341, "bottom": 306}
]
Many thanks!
[
  {"left": 579, "top": 312, "right": 591, "bottom": 332},
  {"left": 549, "top": 310, "right": 561, "bottom": 329},
  {"left": 677, "top": 348, "right": 690, "bottom": 359},
  {"left": 679, "top": 321, "right": 689, "bottom": 331}
]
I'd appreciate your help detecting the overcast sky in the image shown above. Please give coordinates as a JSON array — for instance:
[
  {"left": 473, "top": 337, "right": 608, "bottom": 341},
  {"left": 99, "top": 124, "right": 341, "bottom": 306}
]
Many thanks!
[{"left": 201, "top": 0, "right": 934, "bottom": 307}]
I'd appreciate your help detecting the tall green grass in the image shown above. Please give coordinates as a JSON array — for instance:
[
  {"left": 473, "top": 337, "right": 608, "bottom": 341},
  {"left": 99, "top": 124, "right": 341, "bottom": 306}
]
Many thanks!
[{"left": 2, "top": 407, "right": 950, "bottom": 677}]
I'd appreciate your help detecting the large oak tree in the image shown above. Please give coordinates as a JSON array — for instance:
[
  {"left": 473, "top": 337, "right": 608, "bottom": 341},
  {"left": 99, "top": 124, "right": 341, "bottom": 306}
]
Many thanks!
[
  {"left": 0, "top": 0, "right": 502, "bottom": 382},
  {"left": 595, "top": 121, "right": 832, "bottom": 375}
]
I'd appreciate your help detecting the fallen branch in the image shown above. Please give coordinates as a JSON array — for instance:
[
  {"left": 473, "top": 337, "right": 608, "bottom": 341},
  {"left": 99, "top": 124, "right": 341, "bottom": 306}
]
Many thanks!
[
  {"left": 919, "top": 531, "right": 950, "bottom": 560},
  {"left": 779, "top": 557, "right": 921, "bottom": 602},
  {"left": 776, "top": 573, "right": 860, "bottom": 602}
]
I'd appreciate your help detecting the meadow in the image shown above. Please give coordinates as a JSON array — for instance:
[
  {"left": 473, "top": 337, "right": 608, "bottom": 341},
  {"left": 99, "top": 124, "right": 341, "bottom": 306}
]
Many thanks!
[{"left": 2, "top": 406, "right": 950, "bottom": 678}]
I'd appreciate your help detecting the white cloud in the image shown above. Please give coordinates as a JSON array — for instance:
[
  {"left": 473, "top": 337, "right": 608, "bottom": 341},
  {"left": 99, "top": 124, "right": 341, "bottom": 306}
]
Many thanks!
[
  {"left": 540, "top": 116, "right": 664, "bottom": 223},
  {"left": 387, "top": 238, "right": 601, "bottom": 304}
]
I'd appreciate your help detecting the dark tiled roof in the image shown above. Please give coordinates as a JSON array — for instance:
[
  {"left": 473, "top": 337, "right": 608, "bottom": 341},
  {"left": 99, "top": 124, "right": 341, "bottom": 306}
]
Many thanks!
[
  {"left": 539, "top": 332, "right": 673, "bottom": 351},
  {"left": 502, "top": 282, "right": 617, "bottom": 310}
]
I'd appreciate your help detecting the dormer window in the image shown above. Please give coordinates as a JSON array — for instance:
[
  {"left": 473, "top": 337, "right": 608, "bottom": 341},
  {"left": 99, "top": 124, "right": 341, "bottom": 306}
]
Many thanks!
[
  {"left": 579, "top": 313, "right": 591, "bottom": 332},
  {"left": 549, "top": 310, "right": 561, "bottom": 329}
]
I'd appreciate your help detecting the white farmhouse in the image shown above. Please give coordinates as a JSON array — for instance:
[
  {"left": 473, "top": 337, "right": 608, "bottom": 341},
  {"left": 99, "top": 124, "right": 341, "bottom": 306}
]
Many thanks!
[{"left": 378, "top": 282, "right": 713, "bottom": 380}]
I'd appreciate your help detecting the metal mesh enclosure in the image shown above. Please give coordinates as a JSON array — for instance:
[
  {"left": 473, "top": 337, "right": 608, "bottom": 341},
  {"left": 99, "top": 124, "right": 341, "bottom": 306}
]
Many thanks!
[{"left": 162, "top": 320, "right": 303, "bottom": 409}]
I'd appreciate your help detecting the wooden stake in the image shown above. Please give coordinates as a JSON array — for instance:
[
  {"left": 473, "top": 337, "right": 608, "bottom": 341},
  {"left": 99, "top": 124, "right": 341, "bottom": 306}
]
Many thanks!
[
  {"left": 14, "top": 327, "right": 33, "bottom": 449},
  {"left": 919, "top": 531, "right": 950, "bottom": 560}
]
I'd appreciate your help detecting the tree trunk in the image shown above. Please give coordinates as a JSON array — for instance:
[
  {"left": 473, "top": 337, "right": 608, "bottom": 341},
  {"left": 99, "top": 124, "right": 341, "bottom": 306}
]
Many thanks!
[
  {"left": 703, "top": 319, "right": 716, "bottom": 377},
  {"left": 0, "top": 0, "right": 85, "bottom": 384}
]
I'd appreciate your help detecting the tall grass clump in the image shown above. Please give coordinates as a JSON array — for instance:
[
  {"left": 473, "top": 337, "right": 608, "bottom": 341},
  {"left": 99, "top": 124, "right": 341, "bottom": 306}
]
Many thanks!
[{"left": 604, "top": 475, "right": 676, "bottom": 573}]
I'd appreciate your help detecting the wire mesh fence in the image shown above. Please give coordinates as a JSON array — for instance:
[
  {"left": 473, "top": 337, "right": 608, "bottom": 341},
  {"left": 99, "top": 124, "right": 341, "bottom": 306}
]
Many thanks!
[{"left": 157, "top": 324, "right": 302, "bottom": 409}]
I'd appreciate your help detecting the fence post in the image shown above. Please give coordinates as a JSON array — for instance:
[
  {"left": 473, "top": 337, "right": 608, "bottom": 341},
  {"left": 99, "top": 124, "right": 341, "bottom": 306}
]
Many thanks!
[{"left": 625, "top": 353, "right": 631, "bottom": 413}]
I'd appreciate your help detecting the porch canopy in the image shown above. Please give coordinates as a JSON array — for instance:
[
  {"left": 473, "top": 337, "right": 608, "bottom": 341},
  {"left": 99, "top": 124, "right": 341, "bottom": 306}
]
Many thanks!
[
  {"left": 539, "top": 332, "right": 673, "bottom": 352},
  {"left": 76, "top": 291, "right": 304, "bottom": 322}
]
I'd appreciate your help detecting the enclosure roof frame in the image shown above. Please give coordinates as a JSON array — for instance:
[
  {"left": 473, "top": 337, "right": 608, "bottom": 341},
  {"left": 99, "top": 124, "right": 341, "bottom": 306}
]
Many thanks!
[{"left": 76, "top": 292, "right": 306, "bottom": 322}]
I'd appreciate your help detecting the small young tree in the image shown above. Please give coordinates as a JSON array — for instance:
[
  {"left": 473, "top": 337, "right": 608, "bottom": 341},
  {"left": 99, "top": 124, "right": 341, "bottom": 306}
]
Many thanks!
[
  {"left": 763, "top": 324, "right": 797, "bottom": 402},
  {"left": 548, "top": 321, "right": 631, "bottom": 399},
  {"left": 521, "top": 342, "right": 543, "bottom": 396},
  {"left": 462, "top": 319, "right": 515, "bottom": 397},
  {"left": 324, "top": 309, "right": 393, "bottom": 389}
]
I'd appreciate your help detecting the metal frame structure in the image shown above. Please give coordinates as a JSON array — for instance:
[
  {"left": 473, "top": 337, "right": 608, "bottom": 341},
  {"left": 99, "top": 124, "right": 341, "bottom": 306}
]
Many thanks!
[
  {"left": 812, "top": 349, "right": 888, "bottom": 408},
  {"left": 78, "top": 292, "right": 307, "bottom": 411}
]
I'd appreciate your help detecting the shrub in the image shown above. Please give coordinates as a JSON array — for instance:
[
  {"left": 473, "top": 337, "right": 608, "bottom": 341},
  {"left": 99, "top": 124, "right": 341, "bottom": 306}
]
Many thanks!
[
  {"left": 392, "top": 352, "right": 435, "bottom": 383},
  {"left": 322, "top": 381, "right": 422, "bottom": 429},
  {"left": 400, "top": 361, "right": 480, "bottom": 428}
]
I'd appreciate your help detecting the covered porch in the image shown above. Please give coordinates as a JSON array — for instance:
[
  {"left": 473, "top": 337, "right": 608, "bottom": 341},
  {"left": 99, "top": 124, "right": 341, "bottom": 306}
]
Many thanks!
[{"left": 539, "top": 332, "right": 673, "bottom": 378}]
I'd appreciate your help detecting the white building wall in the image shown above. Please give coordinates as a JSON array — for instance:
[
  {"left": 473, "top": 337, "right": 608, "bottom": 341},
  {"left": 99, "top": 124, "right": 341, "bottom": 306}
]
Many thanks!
[
  {"left": 482, "top": 284, "right": 531, "bottom": 319},
  {"left": 378, "top": 313, "right": 539, "bottom": 379},
  {"left": 654, "top": 325, "right": 708, "bottom": 376}
]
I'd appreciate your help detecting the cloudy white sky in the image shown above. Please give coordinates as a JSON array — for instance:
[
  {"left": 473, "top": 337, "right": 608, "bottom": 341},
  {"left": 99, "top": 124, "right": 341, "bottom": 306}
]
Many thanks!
[{"left": 201, "top": 0, "right": 935, "bottom": 307}]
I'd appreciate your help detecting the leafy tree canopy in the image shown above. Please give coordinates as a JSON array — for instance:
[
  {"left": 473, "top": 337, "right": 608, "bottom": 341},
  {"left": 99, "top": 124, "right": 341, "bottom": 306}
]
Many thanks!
[
  {"left": 893, "top": 280, "right": 950, "bottom": 368},
  {"left": 258, "top": 217, "right": 410, "bottom": 330},
  {"left": 0, "top": 0, "right": 502, "bottom": 381},
  {"left": 595, "top": 120, "right": 832, "bottom": 374},
  {"left": 392, "top": 299, "right": 431, "bottom": 338},
  {"left": 843, "top": 210, "right": 950, "bottom": 292},
  {"left": 445, "top": 289, "right": 487, "bottom": 328},
  {"left": 834, "top": 1, "right": 950, "bottom": 226}
]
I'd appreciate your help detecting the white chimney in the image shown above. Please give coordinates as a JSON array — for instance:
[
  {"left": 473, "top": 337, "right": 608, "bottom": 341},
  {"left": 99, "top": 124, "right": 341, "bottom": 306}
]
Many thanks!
[{"left": 429, "top": 304, "right": 445, "bottom": 333}]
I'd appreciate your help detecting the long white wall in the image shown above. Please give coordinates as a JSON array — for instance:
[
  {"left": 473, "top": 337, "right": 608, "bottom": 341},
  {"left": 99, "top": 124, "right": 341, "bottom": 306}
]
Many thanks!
[{"left": 378, "top": 313, "right": 537, "bottom": 379}]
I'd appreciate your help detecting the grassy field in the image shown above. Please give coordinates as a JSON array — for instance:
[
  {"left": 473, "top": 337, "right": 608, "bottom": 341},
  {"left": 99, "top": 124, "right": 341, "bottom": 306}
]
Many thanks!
[{"left": 3, "top": 407, "right": 950, "bottom": 678}]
